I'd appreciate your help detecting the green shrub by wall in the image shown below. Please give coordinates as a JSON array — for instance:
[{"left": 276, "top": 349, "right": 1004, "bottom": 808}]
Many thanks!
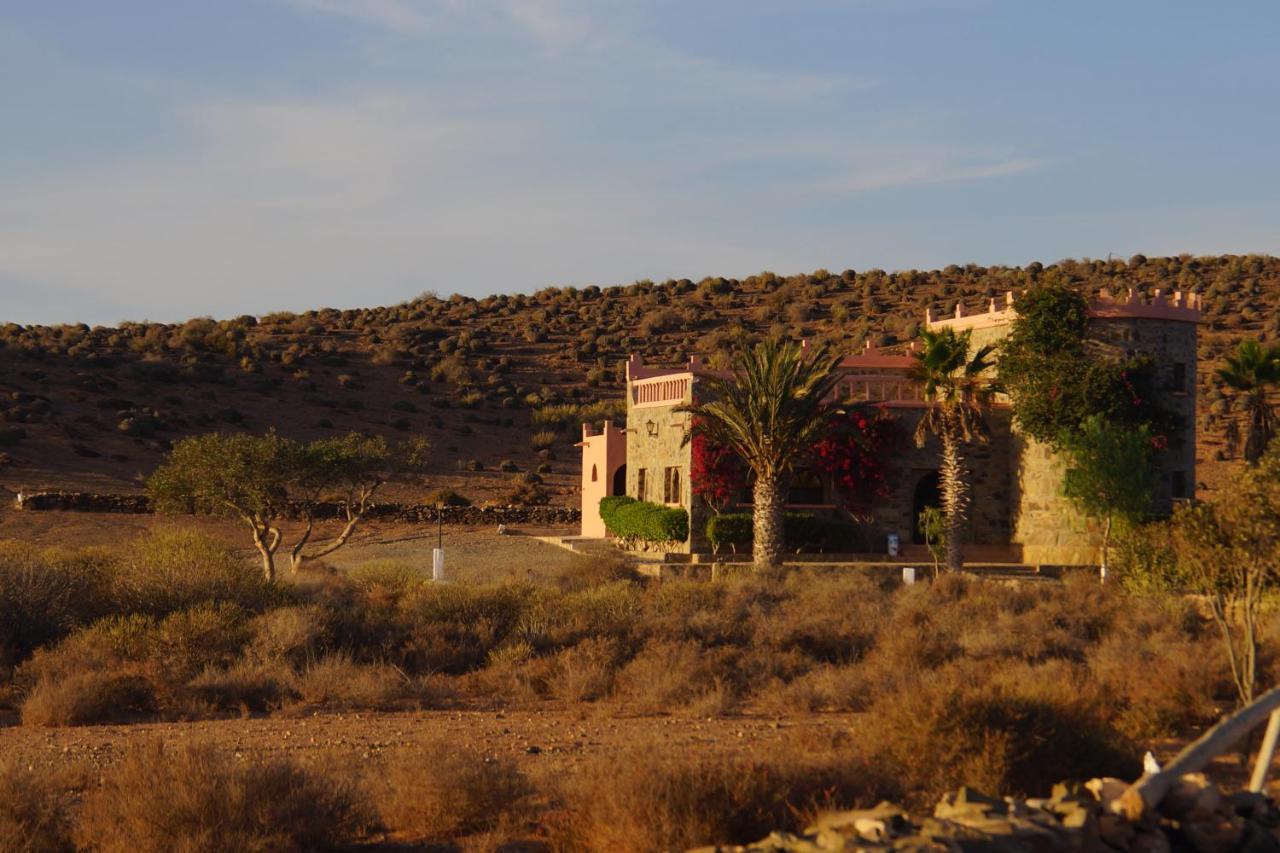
[
  {"left": 599, "top": 496, "right": 689, "bottom": 545},
  {"left": 705, "top": 512, "right": 859, "bottom": 553}
]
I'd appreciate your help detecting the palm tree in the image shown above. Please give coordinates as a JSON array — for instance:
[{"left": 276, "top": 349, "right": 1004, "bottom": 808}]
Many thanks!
[
  {"left": 909, "top": 327, "right": 996, "bottom": 573},
  {"left": 1217, "top": 339, "right": 1280, "bottom": 464},
  {"left": 681, "top": 340, "right": 843, "bottom": 572}
]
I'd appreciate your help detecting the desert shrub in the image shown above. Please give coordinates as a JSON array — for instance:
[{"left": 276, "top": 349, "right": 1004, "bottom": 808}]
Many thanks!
[
  {"left": 0, "top": 541, "right": 111, "bottom": 668},
  {"left": 557, "top": 740, "right": 899, "bottom": 852},
  {"left": 599, "top": 496, "right": 688, "bottom": 545},
  {"left": 1087, "top": 597, "right": 1223, "bottom": 738},
  {"left": 0, "top": 760, "right": 76, "bottom": 852},
  {"left": 187, "top": 660, "right": 298, "bottom": 713},
  {"left": 862, "top": 659, "right": 1140, "bottom": 805},
  {"left": 111, "top": 528, "right": 276, "bottom": 617},
  {"left": 1111, "top": 520, "right": 1185, "bottom": 594},
  {"left": 398, "top": 583, "right": 535, "bottom": 673},
  {"left": 530, "top": 430, "right": 557, "bottom": 450},
  {"left": 550, "top": 555, "right": 640, "bottom": 592},
  {"left": 243, "top": 605, "right": 324, "bottom": 666},
  {"left": 425, "top": 488, "right": 471, "bottom": 507},
  {"left": 73, "top": 740, "right": 372, "bottom": 851},
  {"left": 295, "top": 655, "right": 421, "bottom": 711},
  {"left": 614, "top": 639, "right": 735, "bottom": 713},
  {"left": 546, "top": 636, "right": 621, "bottom": 702},
  {"left": 377, "top": 741, "right": 533, "bottom": 840},
  {"left": 21, "top": 670, "right": 155, "bottom": 727}
]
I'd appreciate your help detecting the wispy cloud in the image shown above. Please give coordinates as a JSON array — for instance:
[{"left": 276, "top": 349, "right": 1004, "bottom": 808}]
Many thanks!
[{"left": 827, "top": 153, "right": 1046, "bottom": 193}]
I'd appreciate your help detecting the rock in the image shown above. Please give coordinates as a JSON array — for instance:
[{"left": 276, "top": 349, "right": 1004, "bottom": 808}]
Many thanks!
[{"left": 1085, "top": 778, "right": 1129, "bottom": 809}]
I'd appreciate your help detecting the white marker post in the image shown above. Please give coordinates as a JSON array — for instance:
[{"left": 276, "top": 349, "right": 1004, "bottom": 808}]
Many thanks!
[{"left": 432, "top": 503, "right": 446, "bottom": 581}]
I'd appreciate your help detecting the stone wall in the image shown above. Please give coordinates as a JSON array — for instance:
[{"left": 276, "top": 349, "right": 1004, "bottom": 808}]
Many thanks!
[
  {"left": 13, "top": 491, "right": 580, "bottom": 526},
  {"left": 626, "top": 384, "right": 698, "bottom": 553}
]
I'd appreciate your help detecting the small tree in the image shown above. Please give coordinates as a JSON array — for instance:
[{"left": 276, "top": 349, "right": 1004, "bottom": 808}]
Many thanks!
[
  {"left": 917, "top": 505, "right": 946, "bottom": 579},
  {"left": 1059, "top": 414, "right": 1157, "bottom": 581},
  {"left": 1172, "top": 445, "right": 1280, "bottom": 706},
  {"left": 149, "top": 432, "right": 429, "bottom": 581}
]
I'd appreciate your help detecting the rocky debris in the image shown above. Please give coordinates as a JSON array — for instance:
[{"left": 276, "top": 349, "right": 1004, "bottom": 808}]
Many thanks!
[
  {"left": 11, "top": 490, "right": 580, "bottom": 525},
  {"left": 694, "top": 776, "right": 1280, "bottom": 853}
]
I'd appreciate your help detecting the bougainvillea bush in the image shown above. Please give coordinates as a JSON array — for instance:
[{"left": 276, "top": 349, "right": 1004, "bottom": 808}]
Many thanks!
[{"left": 811, "top": 406, "right": 903, "bottom": 514}]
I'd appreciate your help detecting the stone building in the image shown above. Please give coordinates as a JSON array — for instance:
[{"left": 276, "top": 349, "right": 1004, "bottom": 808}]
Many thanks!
[{"left": 578, "top": 287, "right": 1200, "bottom": 566}]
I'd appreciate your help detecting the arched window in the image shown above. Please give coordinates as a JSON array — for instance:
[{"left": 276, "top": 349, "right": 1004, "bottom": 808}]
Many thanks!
[{"left": 591, "top": 464, "right": 598, "bottom": 482}]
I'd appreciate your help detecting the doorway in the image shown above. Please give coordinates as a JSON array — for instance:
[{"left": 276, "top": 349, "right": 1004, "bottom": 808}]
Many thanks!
[{"left": 911, "top": 471, "right": 941, "bottom": 544}]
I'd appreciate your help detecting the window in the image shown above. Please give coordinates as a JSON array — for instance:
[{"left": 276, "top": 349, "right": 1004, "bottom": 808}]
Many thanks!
[
  {"left": 663, "top": 467, "right": 682, "bottom": 504},
  {"left": 636, "top": 468, "right": 647, "bottom": 501},
  {"left": 1172, "top": 362, "right": 1187, "bottom": 393},
  {"left": 591, "top": 464, "right": 598, "bottom": 482},
  {"left": 1172, "top": 470, "right": 1188, "bottom": 499}
]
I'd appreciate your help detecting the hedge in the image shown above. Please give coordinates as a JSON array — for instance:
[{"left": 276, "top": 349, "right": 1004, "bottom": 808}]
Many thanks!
[
  {"left": 705, "top": 512, "right": 860, "bottom": 553},
  {"left": 599, "top": 496, "right": 689, "bottom": 545}
]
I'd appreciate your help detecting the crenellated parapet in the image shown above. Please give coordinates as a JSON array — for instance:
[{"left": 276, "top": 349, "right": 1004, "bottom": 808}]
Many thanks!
[
  {"left": 1088, "top": 287, "right": 1202, "bottom": 323},
  {"left": 926, "top": 287, "right": 1202, "bottom": 332}
]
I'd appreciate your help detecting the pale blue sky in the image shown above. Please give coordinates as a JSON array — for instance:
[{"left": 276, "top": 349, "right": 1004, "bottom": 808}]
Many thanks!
[{"left": 3, "top": 1, "right": 1278, "bottom": 325}]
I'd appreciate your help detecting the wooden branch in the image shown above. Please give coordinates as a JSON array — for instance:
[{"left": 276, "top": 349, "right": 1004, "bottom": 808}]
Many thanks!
[{"left": 1117, "top": 684, "right": 1280, "bottom": 820}]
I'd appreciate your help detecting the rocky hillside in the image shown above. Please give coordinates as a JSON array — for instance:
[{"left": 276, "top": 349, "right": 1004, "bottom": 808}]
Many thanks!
[{"left": 1, "top": 253, "right": 1275, "bottom": 501}]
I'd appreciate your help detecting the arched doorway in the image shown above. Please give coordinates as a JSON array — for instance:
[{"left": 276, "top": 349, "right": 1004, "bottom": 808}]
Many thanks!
[
  {"left": 611, "top": 464, "right": 627, "bottom": 497},
  {"left": 911, "top": 471, "right": 941, "bottom": 544}
]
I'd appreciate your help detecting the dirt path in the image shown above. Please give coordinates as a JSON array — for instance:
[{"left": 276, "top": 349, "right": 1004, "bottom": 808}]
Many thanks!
[{"left": 0, "top": 708, "right": 860, "bottom": 775}]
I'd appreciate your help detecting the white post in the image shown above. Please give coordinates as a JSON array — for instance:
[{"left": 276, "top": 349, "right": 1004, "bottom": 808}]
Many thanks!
[
  {"left": 432, "top": 547, "right": 446, "bottom": 581},
  {"left": 902, "top": 567, "right": 916, "bottom": 585},
  {"left": 1250, "top": 709, "right": 1280, "bottom": 792}
]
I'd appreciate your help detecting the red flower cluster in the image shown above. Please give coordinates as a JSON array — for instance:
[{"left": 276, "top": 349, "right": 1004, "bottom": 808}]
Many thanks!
[
  {"left": 810, "top": 407, "right": 903, "bottom": 514},
  {"left": 690, "top": 427, "right": 747, "bottom": 512}
]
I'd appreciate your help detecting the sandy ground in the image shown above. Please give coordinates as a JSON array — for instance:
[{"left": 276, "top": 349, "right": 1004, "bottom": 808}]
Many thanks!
[
  {"left": 0, "top": 707, "right": 857, "bottom": 775},
  {"left": 0, "top": 506, "right": 588, "bottom": 583}
]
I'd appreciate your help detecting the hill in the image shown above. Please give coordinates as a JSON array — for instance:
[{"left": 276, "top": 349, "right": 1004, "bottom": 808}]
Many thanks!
[{"left": 2, "top": 253, "right": 1276, "bottom": 503}]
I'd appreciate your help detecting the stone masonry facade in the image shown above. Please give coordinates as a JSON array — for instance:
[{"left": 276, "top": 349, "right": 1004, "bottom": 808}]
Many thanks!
[{"left": 581, "top": 287, "right": 1200, "bottom": 566}]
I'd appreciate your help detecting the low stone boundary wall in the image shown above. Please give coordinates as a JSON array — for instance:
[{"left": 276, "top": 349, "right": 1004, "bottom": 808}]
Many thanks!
[{"left": 12, "top": 491, "right": 580, "bottom": 526}]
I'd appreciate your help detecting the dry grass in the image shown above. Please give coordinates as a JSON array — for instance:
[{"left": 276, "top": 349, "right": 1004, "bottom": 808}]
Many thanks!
[
  {"left": 377, "top": 740, "right": 535, "bottom": 841},
  {"left": 73, "top": 740, "right": 373, "bottom": 852},
  {"left": 0, "top": 759, "right": 78, "bottom": 853},
  {"left": 554, "top": 738, "right": 899, "bottom": 852},
  {"left": 21, "top": 670, "right": 154, "bottom": 727}
]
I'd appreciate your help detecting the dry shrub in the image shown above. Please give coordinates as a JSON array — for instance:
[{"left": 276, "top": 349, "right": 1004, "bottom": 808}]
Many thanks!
[
  {"left": 0, "top": 541, "right": 111, "bottom": 669},
  {"left": 111, "top": 528, "right": 276, "bottom": 617},
  {"left": 377, "top": 740, "right": 533, "bottom": 840},
  {"left": 295, "top": 655, "right": 421, "bottom": 711},
  {"left": 757, "top": 663, "right": 866, "bottom": 714},
  {"left": 243, "top": 605, "right": 323, "bottom": 666},
  {"left": 614, "top": 639, "right": 734, "bottom": 714},
  {"left": 1088, "top": 597, "right": 1225, "bottom": 738},
  {"left": 21, "top": 670, "right": 154, "bottom": 727},
  {"left": 0, "top": 760, "right": 77, "bottom": 852},
  {"left": 861, "top": 658, "right": 1140, "bottom": 805},
  {"left": 74, "top": 740, "right": 372, "bottom": 852},
  {"left": 556, "top": 739, "right": 898, "bottom": 852},
  {"left": 187, "top": 660, "right": 298, "bottom": 713},
  {"left": 547, "top": 637, "right": 619, "bottom": 703}
]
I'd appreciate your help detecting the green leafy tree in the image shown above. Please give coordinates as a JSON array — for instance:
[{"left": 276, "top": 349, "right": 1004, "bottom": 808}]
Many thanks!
[
  {"left": 149, "top": 432, "right": 429, "bottom": 581},
  {"left": 1060, "top": 415, "right": 1156, "bottom": 580},
  {"left": 998, "top": 279, "right": 1166, "bottom": 447},
  {"left": 1217, "top": 338, "right": 1280, "bottom": 464},
  {"left": 909, "top": 327, "right": 996, "bottom": 573},
  {"left": 1171, "top": 445, "right": 1280, "bottom": 706},
  {"left": 680, "top": 340, "right": 842, "bottom": 572}
]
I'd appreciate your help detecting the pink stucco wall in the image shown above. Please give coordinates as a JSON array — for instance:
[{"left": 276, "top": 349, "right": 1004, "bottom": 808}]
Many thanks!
[{"left": 576, "top": 421, "right": 627, "bottom": 538}]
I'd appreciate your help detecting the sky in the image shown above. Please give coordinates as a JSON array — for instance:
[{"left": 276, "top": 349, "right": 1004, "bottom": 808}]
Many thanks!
[{"left": 2, "top": 1, "right": 1278, "bottom": 327}]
